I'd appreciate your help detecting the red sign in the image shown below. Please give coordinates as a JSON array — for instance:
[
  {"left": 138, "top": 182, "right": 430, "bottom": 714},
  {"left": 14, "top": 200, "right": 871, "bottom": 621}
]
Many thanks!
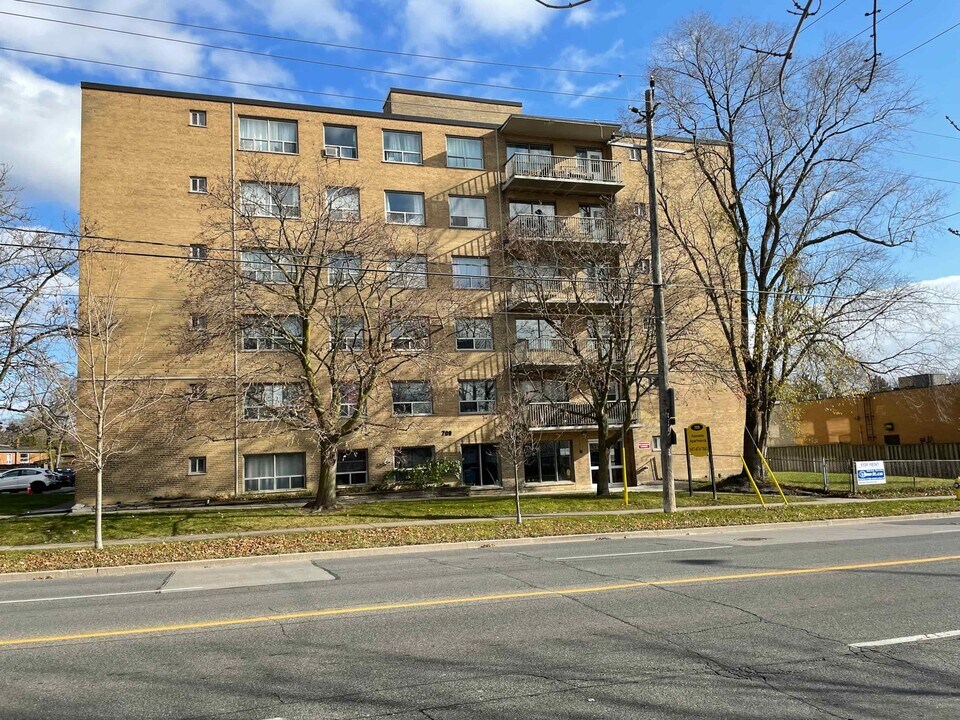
[{"left": 637, "top": 441, "right": 651, "bottom": 449}]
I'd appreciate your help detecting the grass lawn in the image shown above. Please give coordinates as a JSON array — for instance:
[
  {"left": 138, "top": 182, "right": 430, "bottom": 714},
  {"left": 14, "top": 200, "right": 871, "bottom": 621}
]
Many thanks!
[
  {"left": 0, "top": 491, "right": 74, "bottom": 516},
  {"left": 772, "top": 471, "right": 953, "bottom": 497},
  {"left": 0, "top": 492, "right": 756, "bottom": 548},
  {"left": 2, "top": 498, "right": 957, "bottom": 574}
]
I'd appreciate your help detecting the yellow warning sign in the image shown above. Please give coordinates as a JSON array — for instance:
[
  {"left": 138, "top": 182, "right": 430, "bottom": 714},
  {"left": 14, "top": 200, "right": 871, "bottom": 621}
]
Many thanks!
[{"left": 686, "top": 423, "right": 710, "bottom": 457}]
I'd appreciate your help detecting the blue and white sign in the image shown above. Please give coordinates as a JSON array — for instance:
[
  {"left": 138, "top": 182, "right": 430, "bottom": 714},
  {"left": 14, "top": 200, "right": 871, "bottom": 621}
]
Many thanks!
[{"left": 855, "top": 460, "right": 887, "bottom": 485}]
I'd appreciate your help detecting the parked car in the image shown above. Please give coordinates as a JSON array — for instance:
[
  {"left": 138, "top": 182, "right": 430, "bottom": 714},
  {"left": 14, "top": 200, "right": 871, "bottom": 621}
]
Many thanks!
[
  {"left": 54, "top": 468, "right": 76, "bottom": 486},
  {"left": 0, "top": 467, "right": 59, "bottom": 493}
]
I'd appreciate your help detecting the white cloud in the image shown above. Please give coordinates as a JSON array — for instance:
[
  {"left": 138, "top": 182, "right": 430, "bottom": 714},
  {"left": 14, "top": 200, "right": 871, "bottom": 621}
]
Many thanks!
[
  {"left": 253, "top": 0, "right": 360, "bottom": 41},
  {"left": 0, "top": 58, "right": 79, "bottom": 206},
  {"left": 397, "top": 0, "right": 554, "bottom": 52},
  {"left": 565, "top": 3, "right": 625, "bottom": 28}
]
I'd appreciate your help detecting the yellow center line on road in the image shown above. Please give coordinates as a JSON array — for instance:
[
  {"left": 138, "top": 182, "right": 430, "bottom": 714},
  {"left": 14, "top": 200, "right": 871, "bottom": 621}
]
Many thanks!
[{"left": 3, "top": 553, "right": 960, "bottom": 647}]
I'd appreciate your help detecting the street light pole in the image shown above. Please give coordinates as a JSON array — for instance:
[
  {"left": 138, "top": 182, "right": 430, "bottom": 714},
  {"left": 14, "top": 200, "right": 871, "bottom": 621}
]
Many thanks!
[{"left": 632, "top": 78, "right": 676, "bottom": 513}]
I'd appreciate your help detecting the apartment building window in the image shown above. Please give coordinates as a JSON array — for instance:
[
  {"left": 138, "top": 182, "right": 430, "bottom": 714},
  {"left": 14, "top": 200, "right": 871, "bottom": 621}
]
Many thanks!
[
  {"left": 323, "top": 125, "right": 358, "bottom": 159},
  {"left": 395, "top": 446, "right": 434, "bottom": 471},
  {"left": 629, "top": 146, "right": 643, "bottom": 161},
  {"left": 459, "top": 379, "right": 496, "bottom": 414},
  {"left": 383, "top": 130, "right": 422, "bottom": 164},
  {"left": 331, "top": 316, "right": 365, "bottom": 350},
  {"left": 326, "top": 187, "right": 360, "bottom": 221},
  {"left": 516, "top": 318, "right": 559, "bottom": 351},
  {"left": 524, "top": 440, "right": 574, "bottom": 483},
  {"left": 188, "top": 383, "right": 208, "bottom": 401},
  {"left": 189, "top": 110, "right": 206, "bottom": 127},
  {"left": 391, "top": 318, "right": 430, "bottom": 351},
  {"left": 243, "top": 452, "right": 306, "bottom": 492},
  {"left": 240, "top": 182, "right": 300, "bottom": 218},
  {"left": 455, "top": 318, "right": 493, "bottom": 350},
  {"left": 189, "top": 176, "right": 207, "bottom": 194},
  {"left": 188, "top": 456, "right": 207, "bottom": 475},
  {"left": 520, "top": 379, "right": 568, "bottom": 403},
  {"left": 634, "top": 202, "right": 647, "bottom": 219},
  {"left": 338, "top": 383, "right": 360, "bottom": 417},
  {"left": 507, "top": 142, "right": 553, "bottom": 176},
  {"left": 238, "top": 117, "right": 298, "bottom": 154},
  {"left": 452, "top": 256, "right": 489, "bottom": 289},
  {"left": 190, "top": 314, "right": 207, "bottom": 331},
  {"left": 446, "top": 136, "right": 483, "bottom": 169},
  {"left": 387, "top": 254, "right": 428, "bottom": 288},
  {"left": 328, "top": 251, "right": 362, "bottom": 286},
  {"left": 189, "top": 244, "right": 208, "bottom": 261},
  {"left": 243, "top": 383, "right": 301, "bottom": 420},
  {"left": 242, "top": 316, "right": 303, "bottom": 351},
  {"left": 506, "top": 142, "right": 553, "bottom": 158},
  {"left": 462, "top": 444, "right": 500, "bottom": 486},
  {"left": 392, "top": 381, "right": 432, "bottom": 415},
  {"left": 241, "top": 249, "right": 296, "bottom": 284},
  {"left": 336, "top": 449, "right": 368, "bottom": 485},
  {"left": 448, "top": 196, "right": 487, "bottom": 229},
  {"left": 384, "top": 191, "right": 425, "bottom": 225}
]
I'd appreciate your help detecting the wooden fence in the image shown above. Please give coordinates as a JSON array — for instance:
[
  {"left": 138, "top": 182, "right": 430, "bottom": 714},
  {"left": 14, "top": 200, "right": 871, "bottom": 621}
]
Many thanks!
[{"left": 766, "top": 443, "right": 960, "bottom": 480}]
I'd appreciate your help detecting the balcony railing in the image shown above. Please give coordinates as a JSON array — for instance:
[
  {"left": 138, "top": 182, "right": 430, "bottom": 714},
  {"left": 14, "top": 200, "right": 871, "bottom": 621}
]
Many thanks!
[
  {"left": 512, "top": 339, "right": 636, "bottom": 367},
  {"left": 507, "top": 214, "right": 621, "bottom": 244},
  {"left": 507, "top": 278, "right": 617, "bottom": 308},
  {"left": 526, "top": 400, "right": 636, "bottom": 430},
  {"left": 503, "top": 153, "right": 624, "bottom": 194}
]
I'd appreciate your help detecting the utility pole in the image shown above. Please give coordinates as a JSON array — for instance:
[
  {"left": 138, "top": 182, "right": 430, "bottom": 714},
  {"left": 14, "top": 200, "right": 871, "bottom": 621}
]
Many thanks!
[{"left": 631, "top": 79, "right": 676, "bottom": 513}]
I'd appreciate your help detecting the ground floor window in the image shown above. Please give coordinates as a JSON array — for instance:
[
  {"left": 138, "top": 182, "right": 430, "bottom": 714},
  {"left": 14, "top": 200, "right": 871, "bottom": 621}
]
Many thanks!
[
  {"left": 394, "top": 446, "right": 434, "bottom": 470},
  {"left": 462, "top": 443, "right": 500, "bottom": 486},
  {"left": 524, "top": 440, "right": 573, "bottom": 483},
  {"left": 336, "top": 449, "right": 368, "bottom": 485},
  {"left": 243, "top": 452, "right": 306, "bottom": 492},
  {"left": 589, "top": 440, "right": 624, "bottom": 485}
]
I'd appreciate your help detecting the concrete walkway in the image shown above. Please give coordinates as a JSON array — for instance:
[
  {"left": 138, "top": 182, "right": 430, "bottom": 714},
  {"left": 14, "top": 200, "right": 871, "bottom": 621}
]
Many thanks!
[{"left": 1, "top": 493, "right": 952, "bottom": 552}]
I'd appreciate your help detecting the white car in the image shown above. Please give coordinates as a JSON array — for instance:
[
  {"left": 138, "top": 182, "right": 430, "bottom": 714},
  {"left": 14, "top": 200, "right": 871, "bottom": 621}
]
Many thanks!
[{"left": 0, "top": 467, "right": 59, "bottom": 493}]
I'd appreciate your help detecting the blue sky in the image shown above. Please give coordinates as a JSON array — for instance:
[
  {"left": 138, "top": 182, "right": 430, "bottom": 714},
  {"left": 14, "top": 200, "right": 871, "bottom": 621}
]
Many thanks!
[{"left": 0, "top": 0, "right": 957, "bottom": 282}]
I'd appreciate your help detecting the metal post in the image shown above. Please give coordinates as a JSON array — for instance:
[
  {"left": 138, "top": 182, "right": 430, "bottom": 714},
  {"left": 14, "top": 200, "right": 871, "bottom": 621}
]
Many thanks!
[
  {"left": 684, "top": 427, "right": 693, "bottom": 496},
  {"left": 638, "top": 79, "right": 675, "bottom": 513},
  {"left": 821, "top": 457, "right": 829, "bottom": 491},
  {"left": 706, "top": 426, "right": 717, "bottom": 500}
]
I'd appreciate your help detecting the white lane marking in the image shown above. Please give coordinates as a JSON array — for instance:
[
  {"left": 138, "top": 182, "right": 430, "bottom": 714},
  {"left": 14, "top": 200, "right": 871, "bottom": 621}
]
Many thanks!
[
  {"left": 0, "top": 586, "right": 205, "bottom": 605},
  {"left": 850, "top": 630, "right": 960, "bottom": 648},
  {"left": 554, "top": 545, "right": 731, "bottom": 561}
]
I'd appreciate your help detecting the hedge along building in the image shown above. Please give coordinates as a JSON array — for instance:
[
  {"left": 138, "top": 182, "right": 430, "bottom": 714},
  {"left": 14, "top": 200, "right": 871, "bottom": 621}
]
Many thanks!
[{"left": 77, "top": 83, "right": 744, "bottom": 505}]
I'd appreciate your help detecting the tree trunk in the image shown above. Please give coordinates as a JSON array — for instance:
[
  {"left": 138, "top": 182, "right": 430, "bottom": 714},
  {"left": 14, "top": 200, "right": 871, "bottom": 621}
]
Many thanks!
[
  {"left": 743, "top": 395, "right": 764, "bottom": 485},
  {"left": 94, "top": 465, "right": 103, "bottom": 550},
  {"left": 513, "top": 460, "right": 522, "bottom": 525},
  {"left": 596, "top": 434, "right": 612, "bottom": 498},
  {"left": 307, "top": 446, "right": 339, "bottom": 511}
]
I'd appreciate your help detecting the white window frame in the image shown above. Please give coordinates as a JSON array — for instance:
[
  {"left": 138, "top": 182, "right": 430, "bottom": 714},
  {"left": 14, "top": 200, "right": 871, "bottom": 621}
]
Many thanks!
[
  {"left": 188, "top": 456, "right": 207, "bottom": 475},
  {"left": 243, "top": 383, "right": 300, "bottom": 421},
  {"left": 446, "top": 136, "right": 484, "bottom": 169},
  {"left": 459, "top": 379, "right": 496, "bottom": 414},
  {"left": 243, "top": 452, "right": 306, "bottom": 493},
  {"left": 238, "top": 117, "right": 298, "bottom": 154},
  {"left": 387, "top": 255, "right": 428, "bottom": 288},
  {"left": 328, "top": 252, "right": 363, "bottom": 286},
  {"left": 323, "top": 124, "right": 359, "bottom": 159},
  {"left": 240, "top": 182, "right": 300, "bottom": 219},
  {"left": 189, "top": 244, "right": 208, "bottom": 261},
  {"left": 448, "top": 196, "right": 487, "bottom": 229},
  {"left": 390, "top": 318, "right": 430, "bottom": 351},
  {"left": 455, "top": 318, "right": 493, "bottom": 351},
  {"left": 190, "top": 314, "right": 207, "bottom": 331},
  {"left": 242, "top": 316, "right": 303, "bottom": 352},
  {"left": 331, "top": 316, "right": 365, "bottom": 350},
  {"left": 629, "top": 146, "right": 643, "bottom": 161},
  {"left": 189, "top": 110, "right": 206, "bottom": 127},
  {"left": 384, "top": 191, "right": 425, "bottom": 226},
  {"left": 452, "top": 256, "right": 490, "bottom": 290},
  {"left": 336, "top": 449, "right": 368, "bottom": 486},
  {"left": 382, "top": 130, "right": 423, "bottom": 164},
  {"left": 338, "top": 383, "right": 361, "bottom": 418},
  {"left": 391, "top": 381, "right": 433, "bottom": 416},
  {"left": 189, "top": 176, "right": 207, "bottom": 194},
  {"left": 326, "top": 187, "right": 360, "bottom": 222},
  {"left": 241, "top": 249, "right": 296, "bottom": 284}
]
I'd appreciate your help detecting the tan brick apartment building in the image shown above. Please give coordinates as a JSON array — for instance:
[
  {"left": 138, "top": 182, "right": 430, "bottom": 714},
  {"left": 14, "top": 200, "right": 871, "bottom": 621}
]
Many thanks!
[{"left": 78, "top": 82, "right": 743, "bottom": 504}]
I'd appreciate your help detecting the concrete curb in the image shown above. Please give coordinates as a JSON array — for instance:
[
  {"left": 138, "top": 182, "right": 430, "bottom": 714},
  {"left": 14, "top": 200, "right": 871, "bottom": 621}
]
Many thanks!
[{"left": 0, "top": 510, "right": 957, "bottom": 584}]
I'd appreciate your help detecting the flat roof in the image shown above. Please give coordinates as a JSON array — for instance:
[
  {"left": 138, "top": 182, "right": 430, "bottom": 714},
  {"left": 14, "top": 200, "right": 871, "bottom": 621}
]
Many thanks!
[
  {"left": 386, "top": 87, "right": 522, "bottom": 107},
  {"left": 80, "top": 82, "right": 502, "bottom": 130},
  {"left": 499, "top": 114, "right": 620, "bottom": 142}
]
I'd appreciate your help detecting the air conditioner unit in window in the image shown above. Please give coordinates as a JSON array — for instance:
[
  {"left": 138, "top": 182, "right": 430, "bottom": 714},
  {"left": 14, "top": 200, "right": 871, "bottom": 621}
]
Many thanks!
[
  {"left": 451, "top": 216, "right": 469, "bottom": 228},
  {"left": 323, "top": 146, "right": 341, "bottom": 158}
]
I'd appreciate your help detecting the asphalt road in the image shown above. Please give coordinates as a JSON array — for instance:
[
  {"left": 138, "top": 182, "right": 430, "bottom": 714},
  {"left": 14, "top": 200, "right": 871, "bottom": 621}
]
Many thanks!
[{"left": 1, "top": 515, "right": 959, "bottom": 719}]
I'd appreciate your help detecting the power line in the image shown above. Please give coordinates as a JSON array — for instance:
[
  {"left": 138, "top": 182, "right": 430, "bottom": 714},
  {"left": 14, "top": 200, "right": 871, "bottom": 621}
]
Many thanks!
[
  {"left": 11, "top": 0, "right": 642, "bottom": 79},
  {"left": 0, "top": 10, "right": 629, "bottom": 103}
]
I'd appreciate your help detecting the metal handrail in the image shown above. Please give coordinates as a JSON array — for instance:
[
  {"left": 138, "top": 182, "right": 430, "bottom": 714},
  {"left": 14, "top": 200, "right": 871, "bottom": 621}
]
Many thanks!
[
  {"left": 505, "top": 153, "right": 623, "bottom": 184},
  {"left": 507, "top": 214, "right": 618, "bottom": 242},
  {"left": 526, "top": 400, "right": 633, "bottom": 429}
]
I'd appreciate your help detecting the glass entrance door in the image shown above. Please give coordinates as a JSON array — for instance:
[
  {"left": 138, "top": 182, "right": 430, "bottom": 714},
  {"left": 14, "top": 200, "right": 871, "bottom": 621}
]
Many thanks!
[
  {"left": 589, "top": 440, "right": 624, "bottom": 485},
  {"left": 462, "top": 444, "right": 501, "bottom": 486}
]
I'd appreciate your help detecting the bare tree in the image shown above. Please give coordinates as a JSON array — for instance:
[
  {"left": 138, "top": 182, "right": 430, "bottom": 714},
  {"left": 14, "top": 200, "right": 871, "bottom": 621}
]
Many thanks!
[
  {"left": 650, "top": 15, "right": 944, "bottom": 479},
  {"left": 186, "top": 157, "right": 462, "bottom": 511},
  {"left": 503, "top": 200, "right": 708, "bottom": 496},
  {"left": 22, "top": 369, "right": 74, "bottom": 471},
  {"left": 495, "top": 387, "right": 540, "bottom": 524},
  {"left": 0, "top": 165, "right": 75, "bottom": 411}
]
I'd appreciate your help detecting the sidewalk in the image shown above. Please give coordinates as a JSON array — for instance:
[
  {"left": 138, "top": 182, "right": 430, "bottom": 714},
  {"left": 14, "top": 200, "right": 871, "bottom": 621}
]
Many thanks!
[{"left": 1, "top": 494, "right": 951, "bottom": 552}]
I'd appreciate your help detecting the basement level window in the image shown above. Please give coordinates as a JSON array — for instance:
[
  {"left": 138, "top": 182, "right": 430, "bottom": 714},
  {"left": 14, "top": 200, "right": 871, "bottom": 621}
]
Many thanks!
[
  {"left": 188, "top": 456, "right": 207, "bottom": 475},
  {"left": 189, "top": 110, "right": 207, "bottom": 127}
]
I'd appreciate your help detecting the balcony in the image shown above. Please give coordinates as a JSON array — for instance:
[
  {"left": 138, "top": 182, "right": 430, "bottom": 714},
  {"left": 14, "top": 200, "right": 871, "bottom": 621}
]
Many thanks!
[
  {"left": 506, "top": 278, "right": 616, "bottom": 311},
  {"left": 503, "top": 153, "right": 624, "bottom": 195},
  {"left": 512, "top": 339, "right": 636, "bottom": 368},
  {"left": 506, "top": 214, "right": 621, "bottom": 245},
  {"left": 526, "top": 400, "right": 637, "bottom": 431}
]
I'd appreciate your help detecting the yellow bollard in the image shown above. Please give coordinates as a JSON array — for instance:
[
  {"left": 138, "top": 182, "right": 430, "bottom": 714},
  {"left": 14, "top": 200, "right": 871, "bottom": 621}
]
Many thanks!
[
  {"left": 757, "top": 449, "right": 789, "bottom": 506},
  {"left": 954, "top": 481, "right": 960, "bottom": 501},
  {"left": 740, "top": 454, "right": 766, "bottom": 508}
]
